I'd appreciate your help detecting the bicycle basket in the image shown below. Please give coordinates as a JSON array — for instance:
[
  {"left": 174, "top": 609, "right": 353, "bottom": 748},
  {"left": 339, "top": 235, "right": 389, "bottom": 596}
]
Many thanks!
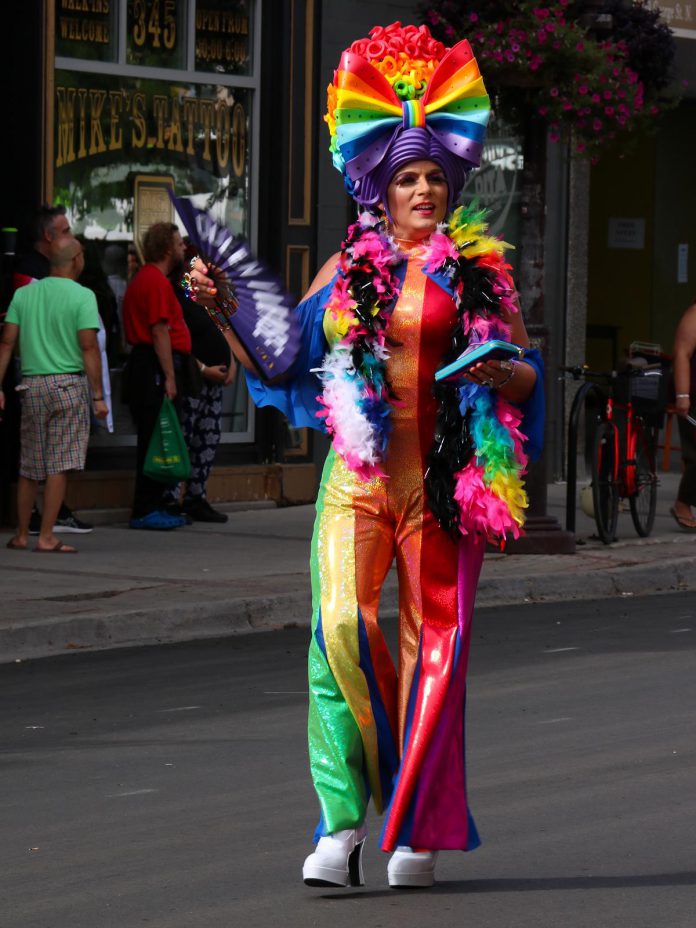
[{"left": 618, "top": 364, "right": 669, "bottom": 425}]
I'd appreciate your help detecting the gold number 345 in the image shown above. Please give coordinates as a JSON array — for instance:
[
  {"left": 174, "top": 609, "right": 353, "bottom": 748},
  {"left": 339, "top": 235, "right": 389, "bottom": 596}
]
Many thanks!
[{"left": 132, "top": 0, "right": 176, "bottom": 50}]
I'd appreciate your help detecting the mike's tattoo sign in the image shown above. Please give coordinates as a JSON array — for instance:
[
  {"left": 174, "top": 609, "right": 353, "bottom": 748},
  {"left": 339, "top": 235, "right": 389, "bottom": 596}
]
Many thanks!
[
  {"left": 54, "top": 77, "right": 247, "bottom": 178},
  {"left": 53, "top": 72, "right": 250, "bottom": 238}
]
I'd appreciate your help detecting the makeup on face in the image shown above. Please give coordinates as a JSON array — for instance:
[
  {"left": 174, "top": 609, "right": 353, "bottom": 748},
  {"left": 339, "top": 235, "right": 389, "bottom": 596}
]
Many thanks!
[{"left": 386, "top": 160, "right": 449, "bottom": 241}]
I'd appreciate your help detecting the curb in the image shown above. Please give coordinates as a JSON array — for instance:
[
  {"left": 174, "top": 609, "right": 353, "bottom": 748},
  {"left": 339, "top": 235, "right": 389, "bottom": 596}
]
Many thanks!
[
  {"left": 476, "top": 555, "right": 695, "bottom": 606},
  {"left": 67, "top": 499, "right": 279, "bottom": 528},
  {"left": 1, "top": 590, "right": 311, "bottom": 664},
  {"left": 2, "top": 556, "right": 694, "bottom": 664}
]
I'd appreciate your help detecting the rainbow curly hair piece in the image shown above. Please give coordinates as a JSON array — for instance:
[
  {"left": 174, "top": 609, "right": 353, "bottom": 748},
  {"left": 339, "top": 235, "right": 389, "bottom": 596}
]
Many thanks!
[{"left": 325, "top": 22, "right": 491, "bottom": 211}]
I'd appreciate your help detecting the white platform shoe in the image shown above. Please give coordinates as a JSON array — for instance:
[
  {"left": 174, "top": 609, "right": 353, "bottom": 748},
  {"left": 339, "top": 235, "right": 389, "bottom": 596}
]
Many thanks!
[
  {"left": 387, "top": 846, "right": 438, "bottom": 888},
  {"left": 302, "top": 825, "right": 367, "bottom": 887}
]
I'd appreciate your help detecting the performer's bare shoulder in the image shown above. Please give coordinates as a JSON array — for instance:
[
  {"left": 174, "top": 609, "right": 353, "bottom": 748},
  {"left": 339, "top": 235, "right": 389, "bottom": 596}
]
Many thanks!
[{"left": 303, "top": 252, "right": 341, "bottom": 302}]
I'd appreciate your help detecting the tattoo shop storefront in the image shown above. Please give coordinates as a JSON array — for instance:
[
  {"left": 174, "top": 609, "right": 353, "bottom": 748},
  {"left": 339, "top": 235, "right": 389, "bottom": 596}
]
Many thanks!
[{"left": 44, "top": 0, "right": 316, "bottom": 512}]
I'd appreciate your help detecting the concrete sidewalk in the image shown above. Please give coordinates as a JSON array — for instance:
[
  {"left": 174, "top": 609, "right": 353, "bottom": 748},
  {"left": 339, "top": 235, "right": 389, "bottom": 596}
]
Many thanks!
[{"left": 1, "top": 472, "right": 694, "bottom": 663}]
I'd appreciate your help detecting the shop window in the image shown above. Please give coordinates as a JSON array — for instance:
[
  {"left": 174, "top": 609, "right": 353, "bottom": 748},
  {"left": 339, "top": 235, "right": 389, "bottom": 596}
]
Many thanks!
[
  {"left": 55, "top": 0, "right": 118, "bottom": 63},
  {"left": 462, "top": 118, "right": 524, "bottom": 279},
  {"left": 195, "top": 0, "right": 254, "bottom": 76},
  {"left": 127, "top": 0, "right": 188, "bottom": 70},
  {"left": 51, "top": 2, "right": 262, "bottom": 450}
]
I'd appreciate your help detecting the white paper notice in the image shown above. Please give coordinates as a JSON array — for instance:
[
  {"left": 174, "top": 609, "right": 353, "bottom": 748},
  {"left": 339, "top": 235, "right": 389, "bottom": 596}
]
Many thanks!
[{"left": 608, "top": 218, "right": 645, "bottom": 250}]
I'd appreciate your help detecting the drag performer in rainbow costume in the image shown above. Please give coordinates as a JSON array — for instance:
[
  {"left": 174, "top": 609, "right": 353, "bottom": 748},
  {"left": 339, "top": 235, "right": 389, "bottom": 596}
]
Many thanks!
[{"left": 244, "top": 22, "right": 544, "bottom": 888}]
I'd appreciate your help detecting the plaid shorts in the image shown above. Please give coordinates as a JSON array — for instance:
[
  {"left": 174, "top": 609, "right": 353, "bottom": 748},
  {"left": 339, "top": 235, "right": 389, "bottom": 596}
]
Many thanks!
[{"left": 19, "top": 374, "right": 90, "bottom": 480}]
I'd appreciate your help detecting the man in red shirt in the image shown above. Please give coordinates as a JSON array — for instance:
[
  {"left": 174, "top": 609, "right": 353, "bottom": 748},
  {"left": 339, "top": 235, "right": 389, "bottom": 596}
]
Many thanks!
[{"left": 123, "top": 222, "right": 192, "bottom": 530}]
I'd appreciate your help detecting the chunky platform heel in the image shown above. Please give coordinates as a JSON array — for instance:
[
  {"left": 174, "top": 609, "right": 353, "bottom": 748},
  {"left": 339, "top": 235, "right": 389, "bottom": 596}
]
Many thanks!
[
  {"left": 387, "top": 846, "right": 438, "bottom": 888},
  {"left": 347, "top": 839, "right": 365, "bottom": 886},
  {"left": 302, "top": 826, "right": 367, "bottom": 887}
]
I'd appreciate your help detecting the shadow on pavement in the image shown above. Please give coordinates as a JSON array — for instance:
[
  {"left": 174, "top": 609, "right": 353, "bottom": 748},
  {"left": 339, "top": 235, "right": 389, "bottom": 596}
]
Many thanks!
[{"left": 316, "top": 869, "right": 696, "bottom": 900}]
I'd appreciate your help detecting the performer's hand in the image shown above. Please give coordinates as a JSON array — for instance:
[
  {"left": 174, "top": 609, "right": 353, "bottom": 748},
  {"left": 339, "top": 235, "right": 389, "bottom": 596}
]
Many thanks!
[
  {"left": 164, "top": 375, "right": 177, "bottom": 400},
  {"left": 463, "top": 360, "right": 513, "bottom": 389},
  {"left": 93, "top": 399, "right": 108, "bottom": 420},
  {"left": 189, "top": 258, "right": 217, "bottom": 301}
]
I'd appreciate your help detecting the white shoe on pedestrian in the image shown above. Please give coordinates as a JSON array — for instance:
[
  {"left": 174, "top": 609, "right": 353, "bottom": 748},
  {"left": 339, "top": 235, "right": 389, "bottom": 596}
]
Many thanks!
[
  {"left": 387, "top": 846, "right": 438, "bottom": 888},
  {"left": 303, "top": 825, "right": 367, "bottom": 887}
]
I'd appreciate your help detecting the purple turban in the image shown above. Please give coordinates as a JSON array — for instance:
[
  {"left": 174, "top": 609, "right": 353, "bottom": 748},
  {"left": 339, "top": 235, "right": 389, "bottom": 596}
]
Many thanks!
[{"left": 350, "top": 128, "right": 473, "bottom": 218}]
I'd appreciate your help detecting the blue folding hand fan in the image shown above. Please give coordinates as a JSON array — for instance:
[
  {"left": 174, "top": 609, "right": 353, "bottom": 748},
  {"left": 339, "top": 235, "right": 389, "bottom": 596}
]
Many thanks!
[{"left": 169, "top": 192, "right": 301, "bottom": 381}]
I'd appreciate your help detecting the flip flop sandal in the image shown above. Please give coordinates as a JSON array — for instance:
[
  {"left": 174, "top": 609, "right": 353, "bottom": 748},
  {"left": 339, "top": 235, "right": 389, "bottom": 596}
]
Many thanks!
[
  {"left": 6, "top": 538, "right": 28, "bottom": 550},
  {"left": 34, "top": 541, "right": 78, "bottom": 554},
  {"left": 669, "top": 507, "right": 696, "bottom": 533}
]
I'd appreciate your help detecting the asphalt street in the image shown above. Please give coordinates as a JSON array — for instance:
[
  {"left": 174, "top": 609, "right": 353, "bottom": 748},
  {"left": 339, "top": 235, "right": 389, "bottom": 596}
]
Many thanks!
[{"left": 2, "top": 593, "right": 695, "bottom": 928}]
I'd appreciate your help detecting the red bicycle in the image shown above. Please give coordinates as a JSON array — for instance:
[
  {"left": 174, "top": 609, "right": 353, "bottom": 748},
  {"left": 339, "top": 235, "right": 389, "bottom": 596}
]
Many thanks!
[
  {"left": 591, "top": 368, "right": 661, "bottom": 543},
  {"left": 563, "top": 365, "right": 661, "bottom": 544}
]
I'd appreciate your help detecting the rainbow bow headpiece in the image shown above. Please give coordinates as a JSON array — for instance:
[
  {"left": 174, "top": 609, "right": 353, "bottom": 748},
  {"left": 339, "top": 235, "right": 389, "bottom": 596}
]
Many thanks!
[{"left": 326, "top": 35, "right": 490, "bottom": 190}]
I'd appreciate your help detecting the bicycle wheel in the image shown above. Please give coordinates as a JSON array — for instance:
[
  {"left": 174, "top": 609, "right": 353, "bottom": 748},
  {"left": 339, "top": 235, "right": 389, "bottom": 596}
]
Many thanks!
[
  {"left": 591, "top": 421, "right": 619, "bottom": 543},
  {"left": 629, "top": 422, "right": 657, "bottom": 537}
]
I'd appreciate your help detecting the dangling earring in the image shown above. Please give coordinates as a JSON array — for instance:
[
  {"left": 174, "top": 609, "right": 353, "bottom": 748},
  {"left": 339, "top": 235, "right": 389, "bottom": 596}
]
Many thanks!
[{"left": 376, "top": 203, "right": 391, "bottom": 234}]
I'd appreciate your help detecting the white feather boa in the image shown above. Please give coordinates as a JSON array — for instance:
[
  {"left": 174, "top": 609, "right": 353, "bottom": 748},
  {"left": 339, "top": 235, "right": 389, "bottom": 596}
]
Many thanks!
[{"left": 315, "top": 343, "right": 391, "bottom": 476}]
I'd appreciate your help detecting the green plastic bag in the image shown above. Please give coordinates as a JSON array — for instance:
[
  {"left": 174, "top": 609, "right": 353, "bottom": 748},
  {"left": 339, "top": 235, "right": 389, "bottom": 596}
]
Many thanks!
[{"left": 143, "top": 397, "right": 191, "bottom": 483}]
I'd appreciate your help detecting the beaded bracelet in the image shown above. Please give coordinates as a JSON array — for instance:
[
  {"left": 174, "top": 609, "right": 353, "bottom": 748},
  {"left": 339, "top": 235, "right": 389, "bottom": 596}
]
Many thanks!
[{"left": 494, "top": 362, "right": 517, "bottom": 389}]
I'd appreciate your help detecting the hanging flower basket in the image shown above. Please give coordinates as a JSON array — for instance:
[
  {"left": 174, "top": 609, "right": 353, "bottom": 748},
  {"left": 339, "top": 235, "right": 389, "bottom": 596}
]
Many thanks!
[{"left": 417, "top": 0, "right": 680, "bottom": 159}]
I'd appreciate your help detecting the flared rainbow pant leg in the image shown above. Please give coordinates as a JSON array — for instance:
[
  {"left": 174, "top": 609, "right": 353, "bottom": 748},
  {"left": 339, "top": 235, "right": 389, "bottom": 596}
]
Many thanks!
[
  {"left": 308, "top": 449, "right": 399, "bottom": 837},
  {"left": 380, "top": 522, "right": 486, "bottom": 851},
  {"left": 307, "top": 448, "right": 486, "bottom": 850}
]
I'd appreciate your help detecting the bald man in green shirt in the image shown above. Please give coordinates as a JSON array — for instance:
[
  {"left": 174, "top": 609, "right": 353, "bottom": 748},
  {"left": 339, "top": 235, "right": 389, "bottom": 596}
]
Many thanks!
[{"left": 0, "top": 242, "right": 108, "bottom": 552}]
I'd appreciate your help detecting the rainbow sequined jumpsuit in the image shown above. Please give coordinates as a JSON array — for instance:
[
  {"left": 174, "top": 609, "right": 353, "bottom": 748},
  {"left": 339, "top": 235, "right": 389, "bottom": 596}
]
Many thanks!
[{"left": 310, "top": 250, "right": 484, "bottom": 852}]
